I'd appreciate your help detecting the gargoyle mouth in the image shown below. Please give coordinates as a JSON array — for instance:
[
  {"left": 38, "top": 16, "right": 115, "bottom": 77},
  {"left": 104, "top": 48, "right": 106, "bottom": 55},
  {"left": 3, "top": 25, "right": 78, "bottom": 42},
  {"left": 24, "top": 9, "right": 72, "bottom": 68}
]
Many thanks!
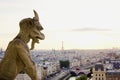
[
  {"left": 35, "top": 36, "right": 40, "bottom": 38},
  {"left": 32, "top": 33, "right": 45, "bottom": 44},
  {"left": 35, "top": 36, "right": 40, "bottom": 43},
  {"left": 36, "top": 33, "right": 45, "bottom": 40},
  {"left": 30, "top": 33, "right": 45, "bottom": 50}
]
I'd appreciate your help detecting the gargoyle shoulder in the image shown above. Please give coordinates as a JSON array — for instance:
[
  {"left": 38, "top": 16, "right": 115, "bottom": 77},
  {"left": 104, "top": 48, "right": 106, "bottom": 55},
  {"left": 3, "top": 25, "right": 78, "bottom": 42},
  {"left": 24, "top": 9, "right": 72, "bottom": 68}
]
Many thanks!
[{"left": 10, "top": 39, "right": 28, "bottom": 50}]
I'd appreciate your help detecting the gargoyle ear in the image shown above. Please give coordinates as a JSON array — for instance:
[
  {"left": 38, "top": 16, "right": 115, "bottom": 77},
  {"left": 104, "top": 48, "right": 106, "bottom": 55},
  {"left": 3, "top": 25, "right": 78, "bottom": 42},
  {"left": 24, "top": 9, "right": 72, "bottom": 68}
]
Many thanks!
[{"left": 33, "top": 10, "right": 39, "bottom": 21}]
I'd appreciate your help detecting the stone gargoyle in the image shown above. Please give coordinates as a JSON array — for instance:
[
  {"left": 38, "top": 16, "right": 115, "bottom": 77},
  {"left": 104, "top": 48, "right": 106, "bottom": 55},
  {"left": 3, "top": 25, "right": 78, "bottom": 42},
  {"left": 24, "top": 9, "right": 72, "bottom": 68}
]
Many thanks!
[{"left": 0, "top": 10, "right": 45, "bottom": 80}]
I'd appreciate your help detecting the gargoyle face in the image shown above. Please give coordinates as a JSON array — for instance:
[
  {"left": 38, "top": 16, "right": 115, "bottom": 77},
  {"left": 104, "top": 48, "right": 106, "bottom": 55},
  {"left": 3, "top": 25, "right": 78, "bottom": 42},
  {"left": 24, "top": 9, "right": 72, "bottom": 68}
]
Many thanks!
[
  {"left": 30, "top": 19, "right": 45, "bottom": 42},
  {"left": 29, "top": 10, "right": 45, "bottom": 49},
  {"left": 19, "top": 10, "right": 45, "bottom": 50}
]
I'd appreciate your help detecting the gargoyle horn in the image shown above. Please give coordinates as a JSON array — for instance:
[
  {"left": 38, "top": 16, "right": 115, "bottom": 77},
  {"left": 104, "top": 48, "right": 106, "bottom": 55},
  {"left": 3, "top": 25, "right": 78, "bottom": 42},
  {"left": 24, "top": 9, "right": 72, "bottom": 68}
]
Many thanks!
[{"left": 33, "top": 10, "right": 39, "bottom": 21}]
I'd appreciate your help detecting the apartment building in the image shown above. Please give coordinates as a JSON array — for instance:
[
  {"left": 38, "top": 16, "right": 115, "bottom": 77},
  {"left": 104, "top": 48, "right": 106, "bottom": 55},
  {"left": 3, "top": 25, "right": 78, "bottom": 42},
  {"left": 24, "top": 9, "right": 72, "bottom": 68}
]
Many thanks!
[
  {"left": 92, "top": 63, "right": 106, "bottom": 80},
  {"left": 106, "top": 70, "right": 120, "bottom": 80}
]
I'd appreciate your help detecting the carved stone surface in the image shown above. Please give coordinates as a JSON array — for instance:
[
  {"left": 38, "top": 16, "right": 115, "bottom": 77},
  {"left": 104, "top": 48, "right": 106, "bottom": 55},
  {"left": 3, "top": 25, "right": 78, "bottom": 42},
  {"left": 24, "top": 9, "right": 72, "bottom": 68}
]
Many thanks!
[{"left": 0, "top": 10, "right": 45, "bottom": 80}]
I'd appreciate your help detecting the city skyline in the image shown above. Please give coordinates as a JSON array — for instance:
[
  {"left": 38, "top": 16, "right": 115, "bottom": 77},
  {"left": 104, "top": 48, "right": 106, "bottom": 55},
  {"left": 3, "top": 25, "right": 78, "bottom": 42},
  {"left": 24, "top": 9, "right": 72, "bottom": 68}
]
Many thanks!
[{"left": 1, "top": 0, "right": 120, "bottom": 50}]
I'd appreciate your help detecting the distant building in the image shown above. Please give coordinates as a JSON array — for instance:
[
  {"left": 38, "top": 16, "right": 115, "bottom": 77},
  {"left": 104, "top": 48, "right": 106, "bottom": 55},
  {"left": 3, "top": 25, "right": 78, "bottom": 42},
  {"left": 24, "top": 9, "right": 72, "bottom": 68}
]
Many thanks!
[
  {"left": 103, "top": 58, "right": 111, "bottom": 64},
  {"left": 70, "top": 58, "right": 80, "bottom": 68},
  {"left": 92, "top": 63, "right": 106, "bottom": 80},
  {"left": 111, "top": 60, "right": 120, "bottom": 69},
  {"left": 0, "top": 50, "right": 4, "bottom": 62},
  {"left": 106, "top": 70, "right": 120, "bottom": 80}
]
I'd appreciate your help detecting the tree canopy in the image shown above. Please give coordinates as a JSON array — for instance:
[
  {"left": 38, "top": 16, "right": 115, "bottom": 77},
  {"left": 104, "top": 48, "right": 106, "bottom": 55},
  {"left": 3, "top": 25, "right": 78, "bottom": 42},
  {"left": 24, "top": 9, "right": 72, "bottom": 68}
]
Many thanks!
[
  {"left": 59, "top": 60, "right": 70, "bottom": 69},
  {"left": 76, "top": 75, "right": 87, "bottom": 80}
]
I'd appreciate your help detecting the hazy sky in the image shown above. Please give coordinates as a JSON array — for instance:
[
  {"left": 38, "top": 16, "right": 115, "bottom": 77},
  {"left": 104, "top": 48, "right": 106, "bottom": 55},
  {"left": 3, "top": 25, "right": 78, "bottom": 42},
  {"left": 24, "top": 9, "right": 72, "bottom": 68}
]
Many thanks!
[{"left": 1, "top": 0, "right": 120, "bottom": 50}]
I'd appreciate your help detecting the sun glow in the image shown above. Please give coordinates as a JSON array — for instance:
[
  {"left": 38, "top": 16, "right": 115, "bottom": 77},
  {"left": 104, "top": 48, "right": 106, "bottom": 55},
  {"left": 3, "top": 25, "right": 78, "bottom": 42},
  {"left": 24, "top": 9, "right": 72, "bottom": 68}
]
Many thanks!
[{"left": 61, "top": 32, "right": 112, "bottom": 49}]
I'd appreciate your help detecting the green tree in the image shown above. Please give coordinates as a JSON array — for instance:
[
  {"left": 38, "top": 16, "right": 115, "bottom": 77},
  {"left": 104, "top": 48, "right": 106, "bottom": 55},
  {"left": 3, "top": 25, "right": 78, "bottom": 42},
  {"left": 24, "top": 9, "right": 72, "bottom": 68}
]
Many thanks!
[
  {"left": 90, "top": 67, "right": 93, "bottom": 74},
  {"left": 76, "top": 75, "right": 87, "bottom": 80},
  {"left": 87, "top": 67, "right": 93, "bottom": 78},
  {"left": 59, "top": 60, "right": 70, "bottom": 69}
]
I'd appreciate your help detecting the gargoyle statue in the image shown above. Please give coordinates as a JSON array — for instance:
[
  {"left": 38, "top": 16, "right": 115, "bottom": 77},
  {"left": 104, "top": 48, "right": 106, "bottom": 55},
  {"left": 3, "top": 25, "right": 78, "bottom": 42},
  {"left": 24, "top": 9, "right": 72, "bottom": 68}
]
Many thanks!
[{"left": 0, "top": 10, "right": 45, "bottom": 80}]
